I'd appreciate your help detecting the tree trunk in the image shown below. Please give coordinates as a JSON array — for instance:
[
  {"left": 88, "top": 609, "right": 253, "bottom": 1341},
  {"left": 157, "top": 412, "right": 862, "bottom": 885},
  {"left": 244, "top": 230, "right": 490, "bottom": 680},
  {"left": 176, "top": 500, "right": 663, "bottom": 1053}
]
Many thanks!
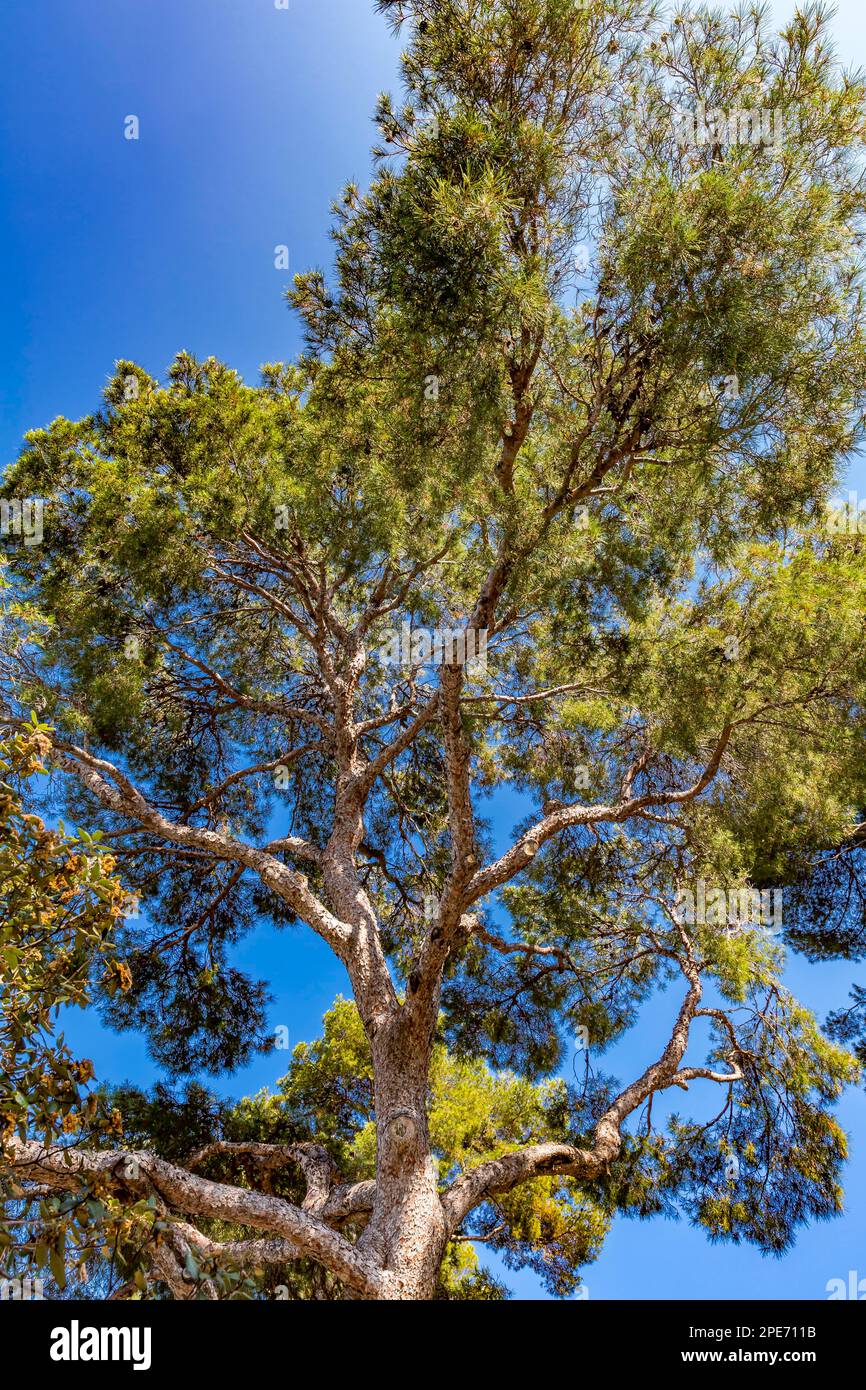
[{"left": 358, "top": 1019, "right": 448, "bottom": 1299}]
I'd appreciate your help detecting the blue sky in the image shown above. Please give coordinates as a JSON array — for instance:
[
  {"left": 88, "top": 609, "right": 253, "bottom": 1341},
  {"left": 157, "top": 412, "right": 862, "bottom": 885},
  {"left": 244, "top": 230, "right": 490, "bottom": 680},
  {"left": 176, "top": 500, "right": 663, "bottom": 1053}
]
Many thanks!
[{"left": 2, "top": 0, "right": 866, "bottom": 1300}]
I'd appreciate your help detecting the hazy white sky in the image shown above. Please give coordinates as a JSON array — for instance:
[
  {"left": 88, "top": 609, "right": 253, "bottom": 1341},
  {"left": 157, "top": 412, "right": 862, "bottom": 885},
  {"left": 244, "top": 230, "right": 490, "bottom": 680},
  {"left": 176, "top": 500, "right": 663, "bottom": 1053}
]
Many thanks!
[{"left": 771, "top": 0, "right": 864, "bottom": 61}]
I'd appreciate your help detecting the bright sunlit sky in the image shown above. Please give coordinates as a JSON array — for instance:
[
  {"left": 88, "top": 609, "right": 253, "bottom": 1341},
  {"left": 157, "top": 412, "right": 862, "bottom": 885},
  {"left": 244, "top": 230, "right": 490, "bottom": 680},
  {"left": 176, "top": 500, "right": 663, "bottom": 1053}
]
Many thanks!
[{"left": 1, "top": 0, "right": 865, "bottom": 1300}]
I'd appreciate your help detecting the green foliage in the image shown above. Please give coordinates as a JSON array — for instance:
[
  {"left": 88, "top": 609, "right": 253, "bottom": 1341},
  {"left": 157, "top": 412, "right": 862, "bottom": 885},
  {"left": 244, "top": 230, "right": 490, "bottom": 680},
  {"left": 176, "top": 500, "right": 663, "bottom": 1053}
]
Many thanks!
[
  {"left": 0, "top": 721, "right": 127, "bottom": 1146},
  {"left": 607, "top": 991, "right": 859, "bottom": 1253},
  {"left": 0, "top": 719, "right": 144, "bottom": 1292}
]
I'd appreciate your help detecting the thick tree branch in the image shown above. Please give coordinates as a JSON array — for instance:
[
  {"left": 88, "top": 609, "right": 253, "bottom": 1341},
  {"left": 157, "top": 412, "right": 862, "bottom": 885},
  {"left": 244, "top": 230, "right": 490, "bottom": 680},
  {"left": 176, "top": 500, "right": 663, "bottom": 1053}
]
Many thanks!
[
  {"left": 442, "top": 955, "right": 736, "bottom": 1232},
  {"left": 42, "top": 739, "right": 354, "bottom": 962},
  {"left": 465, "top": 723, "right": 733, "bottom": 905},
  {"left": 5, "top": 1138, "right": 382, "bottom": 1298}
]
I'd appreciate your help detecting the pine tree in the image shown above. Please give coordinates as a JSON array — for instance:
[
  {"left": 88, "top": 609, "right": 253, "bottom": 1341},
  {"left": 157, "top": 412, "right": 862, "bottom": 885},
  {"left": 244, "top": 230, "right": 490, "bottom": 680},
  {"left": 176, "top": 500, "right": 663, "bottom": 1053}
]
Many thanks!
[{"left": 2, "top": 0, "right": 866, "bottom": 1298}]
